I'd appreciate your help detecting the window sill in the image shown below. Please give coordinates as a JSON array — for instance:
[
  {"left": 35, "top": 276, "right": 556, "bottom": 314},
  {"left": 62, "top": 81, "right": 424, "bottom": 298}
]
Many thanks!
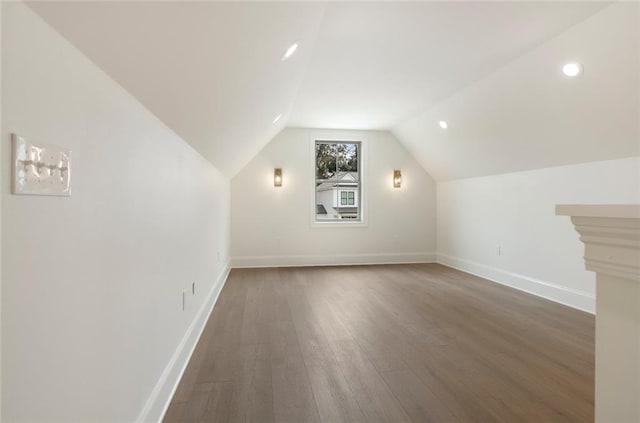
[{"left": 311, "top": 220, "right": 369, "bottom": 228}]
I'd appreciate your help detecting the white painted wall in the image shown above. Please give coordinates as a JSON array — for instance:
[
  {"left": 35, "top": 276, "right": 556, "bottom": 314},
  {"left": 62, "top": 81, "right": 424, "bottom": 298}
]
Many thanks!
[
  {"left": 231, "top": 128, "right": 436, "bottom": 267},
  {"left": 1, "top": 4, "right": 230, "bottom": 422},
  {"left": 437, "top": 157, "right": 640, "bottom": 313},
  {"left": 0, "top": 1, "right": 3, "bottom": 418}
]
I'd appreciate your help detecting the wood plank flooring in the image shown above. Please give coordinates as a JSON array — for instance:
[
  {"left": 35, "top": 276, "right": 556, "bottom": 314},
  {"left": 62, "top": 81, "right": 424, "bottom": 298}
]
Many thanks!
[{"left": 164, "top": 264, "right": 594, "bottom": 423}]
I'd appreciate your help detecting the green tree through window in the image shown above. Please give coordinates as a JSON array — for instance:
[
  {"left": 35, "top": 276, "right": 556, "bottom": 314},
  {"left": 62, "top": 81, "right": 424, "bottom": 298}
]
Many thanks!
[{"left": 315, "top": 143, "right": 358, "bottom": 179}]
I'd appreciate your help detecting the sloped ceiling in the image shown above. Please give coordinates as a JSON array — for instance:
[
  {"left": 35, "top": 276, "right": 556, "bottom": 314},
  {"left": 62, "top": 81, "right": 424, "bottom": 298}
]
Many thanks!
[
  {"left": 393, "top": 2, "right": 640, "bottom": 180},
  {"left": 26, "top": 1, "right": 327, "bottom": 176},
  {"left": 26, "top": 1, "right": 638, "bottom": 180},
  {"left": 289, "top": 1, "right": 610, "bottom": 130}
]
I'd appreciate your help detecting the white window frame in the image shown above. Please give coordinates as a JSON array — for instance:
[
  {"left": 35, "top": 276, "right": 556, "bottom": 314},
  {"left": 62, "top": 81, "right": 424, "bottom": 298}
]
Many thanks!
[{"left": 310, "top": 132, "right": 368, "bottom": 228}]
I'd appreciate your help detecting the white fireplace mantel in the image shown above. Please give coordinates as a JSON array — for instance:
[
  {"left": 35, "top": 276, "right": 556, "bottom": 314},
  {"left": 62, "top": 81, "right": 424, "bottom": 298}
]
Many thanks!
[
  {"left": 557, "top": 204, "right": 640, "bottom": 423},
  {"left": 557, "top": 204, "right": 640, "bottom": 280}
]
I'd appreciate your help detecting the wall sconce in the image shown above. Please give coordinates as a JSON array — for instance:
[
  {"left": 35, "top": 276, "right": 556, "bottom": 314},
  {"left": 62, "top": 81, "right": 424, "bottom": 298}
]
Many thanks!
[
  {"left": 393, "top": 170, "right": 402, "bottom": 188},
  {"left": 274, "top": 168, "right": 283, "bottom": 187}
]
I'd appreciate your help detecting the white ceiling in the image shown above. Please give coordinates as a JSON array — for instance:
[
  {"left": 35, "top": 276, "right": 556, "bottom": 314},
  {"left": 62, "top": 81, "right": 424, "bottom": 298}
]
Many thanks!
[
  {"left": 27, "top": 1, "right": 327, "bottom": 176},
  {"left": 289, "top": 1, "right": 609, "bottom": 130},
  {"left": 393, "top": 2, "right": 640, "bottom": 180},
  {"left": 27, "top": 1, "right": 637, "bottom": 179}
]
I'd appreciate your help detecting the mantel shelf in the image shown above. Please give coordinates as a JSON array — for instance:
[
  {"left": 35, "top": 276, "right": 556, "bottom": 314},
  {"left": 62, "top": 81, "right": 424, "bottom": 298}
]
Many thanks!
[{"left": 556, "top": 204, "right": 640, "bottom": 219}]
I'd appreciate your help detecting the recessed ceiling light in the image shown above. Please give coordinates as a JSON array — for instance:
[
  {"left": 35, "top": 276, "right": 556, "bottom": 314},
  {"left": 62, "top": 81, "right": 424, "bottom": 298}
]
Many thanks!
[
  {"left": 273, "top": 114, "right": 282, "bottom": 124},
  {"left": 439, "top": 121, "right": 448, "bottom": 129},
  {"left": 282, "top": 42, "right": 299, "bottom": 61},
  {"left": 562, "top": 62, "right": 583, "bottom": 78}
]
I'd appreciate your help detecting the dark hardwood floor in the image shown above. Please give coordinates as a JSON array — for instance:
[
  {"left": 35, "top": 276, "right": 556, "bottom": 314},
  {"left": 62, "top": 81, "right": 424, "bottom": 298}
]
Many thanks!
[{"left": 164, "top": 264, "right": 594, "bottom": 423}]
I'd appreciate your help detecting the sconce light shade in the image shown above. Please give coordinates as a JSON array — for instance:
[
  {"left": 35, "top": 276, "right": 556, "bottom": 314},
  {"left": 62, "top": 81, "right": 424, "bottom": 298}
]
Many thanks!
[
  {"left": 274, "top": 168, "right": 283, "bottom": 187},
  {"left": 393, "top": 170, "right": 402, "bottom": 188}
]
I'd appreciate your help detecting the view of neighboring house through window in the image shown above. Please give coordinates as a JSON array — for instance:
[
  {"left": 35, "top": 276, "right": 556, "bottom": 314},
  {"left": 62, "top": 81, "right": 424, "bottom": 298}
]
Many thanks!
[{"left": 315, "top": 141, "right": 361, "bottom": 222}]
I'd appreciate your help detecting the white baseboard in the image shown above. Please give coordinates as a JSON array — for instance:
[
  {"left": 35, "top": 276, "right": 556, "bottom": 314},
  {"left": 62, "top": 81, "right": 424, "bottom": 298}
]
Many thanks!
[
  {"left": 231, "top": 252, "right": 436, "bottom": 268},
  {"left": 136, "top": 262, "right": 231, "bottom": 423},
  {"left": 437, "top": 253, "right": 595, "bottom": 314}
]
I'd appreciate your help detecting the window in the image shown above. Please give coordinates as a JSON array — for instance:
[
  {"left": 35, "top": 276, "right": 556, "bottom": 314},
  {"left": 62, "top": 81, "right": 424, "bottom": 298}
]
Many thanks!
[
  {"left": 315, "top": 141, "right": 361, "bottom": 222},
  {"left": 340, "top": 191, "right": 355, "bottom": 205}
]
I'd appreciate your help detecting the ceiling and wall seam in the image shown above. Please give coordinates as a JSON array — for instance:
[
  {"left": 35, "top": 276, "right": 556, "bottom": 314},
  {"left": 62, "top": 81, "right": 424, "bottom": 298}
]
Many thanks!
[
  {"left": 392, "top": 2, "right": 639, "bottom": 181},
  {"left": 21, "top": 1, "right": 231, "bottom": 181}
]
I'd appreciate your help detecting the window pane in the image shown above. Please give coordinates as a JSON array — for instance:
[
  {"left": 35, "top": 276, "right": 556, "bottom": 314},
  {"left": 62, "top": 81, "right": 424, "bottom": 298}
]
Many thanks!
[{"left": 316, "top": 143, "right": 337, "bottom": 180}]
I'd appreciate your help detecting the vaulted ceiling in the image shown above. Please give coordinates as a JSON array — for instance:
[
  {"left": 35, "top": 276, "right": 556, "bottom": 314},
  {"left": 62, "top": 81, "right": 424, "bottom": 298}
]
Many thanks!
[{"left": 28, "top": 1, "right": 638, "bottom": 180}]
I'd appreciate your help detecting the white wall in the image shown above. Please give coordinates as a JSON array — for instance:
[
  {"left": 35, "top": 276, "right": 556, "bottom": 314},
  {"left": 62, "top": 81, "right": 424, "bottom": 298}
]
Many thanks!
[
  {"left": 437, "top": 157, "right": 640, "bottom": 313},
  {"left": 2, "top": 4, "right": 230, "bottom": 422},
  {"left": 231, "top": 128, "right": 436, "bottom": 267},
  {"left": 0, "top": 2, "right": 3, "bottom": 419}
]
